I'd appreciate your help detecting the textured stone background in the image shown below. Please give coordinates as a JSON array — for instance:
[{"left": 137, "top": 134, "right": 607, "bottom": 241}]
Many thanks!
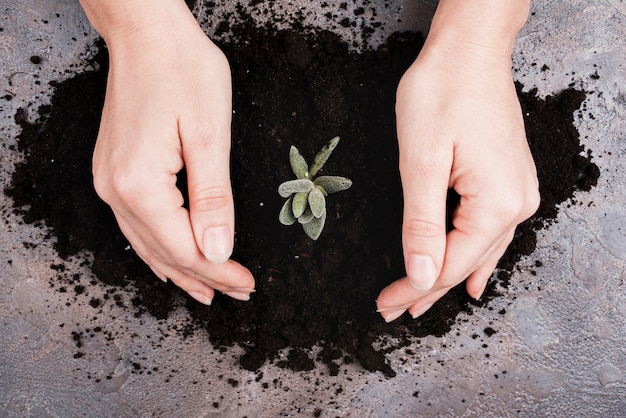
[{"left": 1, "top": 0, "right": 625, "bottom": 416}]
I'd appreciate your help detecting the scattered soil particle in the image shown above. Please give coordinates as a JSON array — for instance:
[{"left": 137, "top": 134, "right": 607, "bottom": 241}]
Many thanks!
[
  {"left": 6, "top": 17, "right": 598, "bottom": 376},
  {"left": 483, "top": 327, "right": 497, "bottom": 337}
]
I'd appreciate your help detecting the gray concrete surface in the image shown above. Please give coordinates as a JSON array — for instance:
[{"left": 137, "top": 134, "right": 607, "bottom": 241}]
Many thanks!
[{"left": 1, "top": 0, "right": 625, "bottom": 416}]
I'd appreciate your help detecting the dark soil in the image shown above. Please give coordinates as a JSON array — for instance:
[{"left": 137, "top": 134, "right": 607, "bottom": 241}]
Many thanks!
[{"left": 6, "top": 17, "right": 599, "bottom": 377}]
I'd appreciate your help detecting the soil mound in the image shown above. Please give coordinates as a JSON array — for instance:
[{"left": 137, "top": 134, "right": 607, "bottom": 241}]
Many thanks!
[{"left": 7, "top": 21, "right": 598, "bottom": 377}]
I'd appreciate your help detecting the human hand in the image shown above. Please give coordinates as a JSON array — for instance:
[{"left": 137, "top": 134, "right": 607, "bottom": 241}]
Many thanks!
[
  {"left": 84, "top": 0, "right": 254, "bottom": 304},
  {"left": 376, "top": 0, "right": 538, "bottom": 322}
]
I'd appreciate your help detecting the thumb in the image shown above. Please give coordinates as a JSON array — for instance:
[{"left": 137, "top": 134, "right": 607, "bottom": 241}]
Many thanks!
[
  {"left": 183, "top": 127, "right": 235, "bottom": 264},
  {"left": 398, "top": 141, "right": 451, "bottom": 292}
]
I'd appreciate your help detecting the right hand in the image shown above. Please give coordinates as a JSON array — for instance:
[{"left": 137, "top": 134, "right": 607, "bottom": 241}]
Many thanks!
[
  {"left": 375, "top": 0, "right": 536, "bottom": 321},
  {"left": 84, "top": 0, "right": 255, "bottom": 304}
]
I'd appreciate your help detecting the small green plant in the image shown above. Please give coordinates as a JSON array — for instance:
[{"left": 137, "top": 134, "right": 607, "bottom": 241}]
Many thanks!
[{"left": 278, "top": 136, "right": 352, "bottom": 240}]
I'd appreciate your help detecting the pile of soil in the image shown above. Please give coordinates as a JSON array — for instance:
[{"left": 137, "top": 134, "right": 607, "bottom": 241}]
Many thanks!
[{"left": 6, "top": 18, "right": 598, "bottom": 377}]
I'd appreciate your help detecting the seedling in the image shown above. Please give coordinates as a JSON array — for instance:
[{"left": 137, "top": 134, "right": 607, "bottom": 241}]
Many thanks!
[{"left": 278, "top": 136, "right": 352, "bottom": 240}]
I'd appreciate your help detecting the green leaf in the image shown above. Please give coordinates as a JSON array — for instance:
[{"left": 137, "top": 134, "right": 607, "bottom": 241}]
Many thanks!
[
  {"left": 313, "top": 176, "right": 352, "bottom": 193},
  {"left": 279, "top": 197, "right": 297, "bottom": 225},
  {"left": 289, "top": 146, "right": 309, "bottom": 179},
  {"left": 309, "top": 136, "right": 340, "bottom": 177},
  {"left": 302, "top": 210, "right": 326, "bottom": 240},
  {"left": 308, "top": 187, "right": 326, "bottom": 218},
  {"left": 292, "top": 191, "right": 310, "bottom": 218},
  {"left": 298, "top": 207, "right": 315, "bottom": 224},
  {"left": 278, "top": 179, "right": 313, "bottom": 198}
]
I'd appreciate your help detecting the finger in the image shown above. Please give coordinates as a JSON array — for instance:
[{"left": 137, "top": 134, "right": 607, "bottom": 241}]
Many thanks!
[
  {"left": 185, "top": 152, "right": 235, "bottom": 265},
  {"left": 376, "top": 227, "right": 514, "bottom": 321},
  {"left": 163, "top": 260, "right": 254, "bottom": 304},
  {"left": 376, "top": 276, "right": 430, "bottom": 313},
  {"left": 377, "top": 283, "right": 449, "bottom": 323},
  {"left": 114, "top": 207, "right": 254, "bottom": 297},
  {"left": 135, "top": 243, "right": 217, "bottom": 305},
  {"left": 465, "top": 227, "right": 516, "bottom": 299},
  {"left": 437, "top": 191, "right": 525, "bottom": 290},
  {"left": 148, "top": 265, "right": 168, "bottom": 283},
  {"left": 136, "top": 243, "right": 215, "bottom": 305},
  {"left": 404, "top": 228, "right": 513, "bottom": 320},
  {"left": 397, "top": 136, "right": 452, "bottom": 292},
  {"left": 178, "top": 48, "right": 235, "bottom": 264},
  {"left": 407, "top": 287, "right": 449, "bottom": 319}
]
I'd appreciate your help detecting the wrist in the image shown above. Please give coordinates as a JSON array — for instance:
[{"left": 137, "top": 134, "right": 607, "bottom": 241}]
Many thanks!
[
  {"left": 78, "top": 0, "right": 200, "bottom": 48},
  {"left": 423, "top": 0, "right": 530, "bottom": 65}
]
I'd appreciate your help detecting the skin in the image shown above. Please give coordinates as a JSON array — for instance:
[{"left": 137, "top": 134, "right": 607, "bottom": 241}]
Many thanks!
[
  {"left": 377, "top": 0, "right": 538, "bottom": 321},
  {"left": 80, "top": 0, "right": 255, "bottom": 304},
  {"left": 78, "top": 0, "right": 538, "bottom": 317}
]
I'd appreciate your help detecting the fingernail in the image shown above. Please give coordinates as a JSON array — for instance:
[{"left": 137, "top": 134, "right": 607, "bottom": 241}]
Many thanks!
[
  {"left": 188, "top": 291, "right": 212, "bottom": 306},
  {"left": 232, "top": 287, "right": 256, "bottom": 293},
  {"left": 411, "top": 303, "right": 433, "bottom": 319},
  {"left": 149, "top": 267, "right": 168, "bottom": 283},
  {"left": 224, "top": 291, "right": 251, "bottom": 301},
  {"left": 376, "top": 305, "right": 403, "bottom": 313},
  {"left": 383, "top": 308, "right": 406, "bottom": 323},
  {"left": 474, "top": 281, "right": 488, "bottom": 301},
  {"left": 407, "top": 254, "right": 437, "bottom": 291},
  {"left": 203, "top": 226, "right": 232, "bottom": 263}
]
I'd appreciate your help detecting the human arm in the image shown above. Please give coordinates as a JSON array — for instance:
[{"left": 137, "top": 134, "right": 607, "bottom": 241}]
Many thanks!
[
  {"left": 376, "top": 0, "right": 539, "bottom": 321},
  {"left": 79, "top": 0, "right": 255, "bottom": 304}
]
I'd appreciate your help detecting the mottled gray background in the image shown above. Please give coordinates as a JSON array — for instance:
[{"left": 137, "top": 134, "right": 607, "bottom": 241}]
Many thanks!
[{"left": 1, "top": 0, "right": 625, "bottom": 416}]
